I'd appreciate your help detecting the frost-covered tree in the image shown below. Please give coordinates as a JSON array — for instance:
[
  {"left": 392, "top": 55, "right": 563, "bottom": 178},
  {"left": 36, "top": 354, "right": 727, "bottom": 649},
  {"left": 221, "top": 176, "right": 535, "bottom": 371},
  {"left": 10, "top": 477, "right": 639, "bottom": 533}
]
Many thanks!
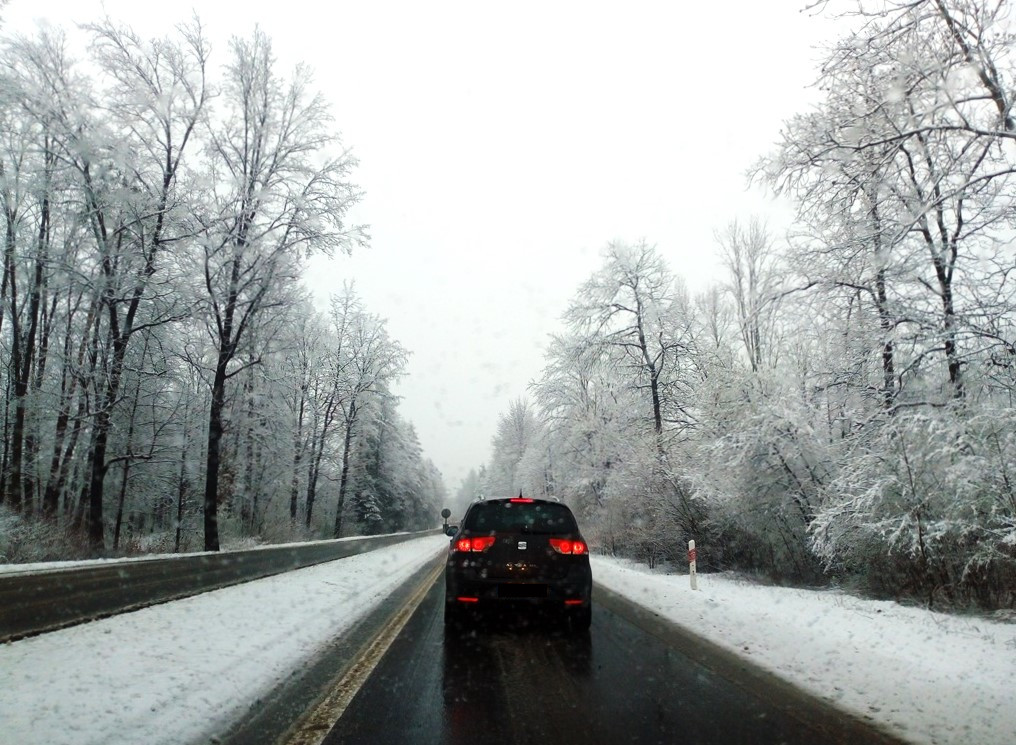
[
  {"left": 566, "top": 240, "right": 697, "bottom": 439},
  {"left": 195, "top": 29, "right": 365, "bottom": 550},
  {"left": 327, "top": 300, "right": 408, "bottom": 538},
  {"left": 0, "top": 17, "right": 442, "bottom": 561},
  {"left": 716, "top": 218, "right": 782, "bottom": 373},
  {"left": 486, "top": 398, "right": 545, "bottom": 497}
]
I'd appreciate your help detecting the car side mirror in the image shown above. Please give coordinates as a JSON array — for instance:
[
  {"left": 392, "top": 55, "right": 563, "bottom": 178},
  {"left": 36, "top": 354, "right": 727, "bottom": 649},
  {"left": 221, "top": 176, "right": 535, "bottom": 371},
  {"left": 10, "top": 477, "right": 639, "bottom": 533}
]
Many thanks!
[{"left": 445, "top": 525, "right": 458, "bottom": 537}]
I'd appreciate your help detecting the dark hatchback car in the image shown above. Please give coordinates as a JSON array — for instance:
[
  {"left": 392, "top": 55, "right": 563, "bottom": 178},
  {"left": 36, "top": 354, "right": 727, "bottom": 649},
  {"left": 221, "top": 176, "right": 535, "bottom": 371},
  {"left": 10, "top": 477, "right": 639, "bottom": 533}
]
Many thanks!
[{"left": 445, "top": 496, "right": 592, "bottom": 630}]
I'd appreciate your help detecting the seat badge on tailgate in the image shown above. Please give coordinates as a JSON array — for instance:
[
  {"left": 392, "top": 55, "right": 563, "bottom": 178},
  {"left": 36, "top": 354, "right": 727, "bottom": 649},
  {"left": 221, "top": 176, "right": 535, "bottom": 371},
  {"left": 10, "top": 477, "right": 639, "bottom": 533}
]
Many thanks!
[{"left": 517, "top": 540, "right": 527, "bottom": 550}]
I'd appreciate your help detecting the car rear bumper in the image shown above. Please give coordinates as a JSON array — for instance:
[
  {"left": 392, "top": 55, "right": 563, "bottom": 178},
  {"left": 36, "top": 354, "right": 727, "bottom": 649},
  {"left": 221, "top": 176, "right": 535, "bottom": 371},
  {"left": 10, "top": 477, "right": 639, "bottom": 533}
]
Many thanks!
[{"left": 445, "top": 570, "right": 591, "bottom": 607}]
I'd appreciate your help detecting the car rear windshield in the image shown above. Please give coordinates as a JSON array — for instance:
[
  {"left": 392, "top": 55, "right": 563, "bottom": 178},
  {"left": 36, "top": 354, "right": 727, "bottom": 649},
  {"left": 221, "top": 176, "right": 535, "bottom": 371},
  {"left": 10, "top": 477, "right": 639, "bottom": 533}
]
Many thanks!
[{"left": 463, "top": 501, "right": 578, "bottom": 534}]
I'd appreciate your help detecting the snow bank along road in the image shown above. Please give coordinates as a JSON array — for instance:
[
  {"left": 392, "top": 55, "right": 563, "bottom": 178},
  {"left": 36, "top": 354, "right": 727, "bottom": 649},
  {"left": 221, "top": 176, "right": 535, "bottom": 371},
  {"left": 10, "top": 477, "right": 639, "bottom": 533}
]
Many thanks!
[
  {"left": 0, "top": 535, "right": 449, "bottom": 745},
  {"left": 592, "top": 558, "right": 1016, "bottom": 745}
]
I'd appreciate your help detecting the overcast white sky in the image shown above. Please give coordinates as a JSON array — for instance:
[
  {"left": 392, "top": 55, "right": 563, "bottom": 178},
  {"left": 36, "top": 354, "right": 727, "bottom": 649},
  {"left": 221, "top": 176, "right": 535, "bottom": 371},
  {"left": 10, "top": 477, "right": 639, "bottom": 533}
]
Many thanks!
[{"left": 4, "top": 1, "right": 844, "bottom": 493}]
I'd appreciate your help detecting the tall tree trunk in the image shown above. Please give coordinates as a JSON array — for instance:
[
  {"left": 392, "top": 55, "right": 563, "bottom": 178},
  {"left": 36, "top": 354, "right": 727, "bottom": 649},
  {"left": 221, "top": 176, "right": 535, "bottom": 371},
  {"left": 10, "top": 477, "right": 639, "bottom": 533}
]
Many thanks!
[
  {"left": 305, "top": 395, "right": 340, "bottom": 529},
  {"left": 249, "top": 411, "right": 265, "bottom": 535},
  {"left": 71, "top": 450, "right": 90, "bottom": 532},
  {"left": 333, "top": 401, "right": 357, "bottom": 538},
  {"left": 0, "top": 376, "right": 10, "bottom": 508},
  {"left": 203, "top": 360, "right": 229, "bottom": 552},
  {"left": 112, "top": 458, "right": 130, "bottom": 551},
  {"left": 634, "top": 299, "right": 664, "bottom": 437},
  {"left": 51, "top": 395, "right": 88, "bottom": 523},
  {"left": 290, "top": 442, "right": 303, "bottom": 523},
  {"left": 875, "top": 267, "right": 896, "bottom": 411},
  {"left": 867, "top": 196, "right": 897, "bottom": 413},
  {"left": 305, "top": 432, "right": 327, "bottom": 529},
  {"left": 43, "top": 403, "right": 74, "bottom": 519},
  {"left": 175, "top": 436, "right": 189, "bottom": 552},
  {"left": 7, "top": 386, "right": 28, "bottom": 514},
  {"left": 305, "top": 456, "right": 317, "bottom": 529},
  {"left": 290, "top": 386, "right": 307, "bottom": 523},
  {"left": 934, "top": 252, "right": 963, "bottom": 399},
  {"left": 112, "top": 377, "right": 142, "bottom": 551},
  {"left": 4, "top": 206, "right": 24, "bottom": 512},
  {"left": 44, "top": 302, "right": 97, "bottom": 519},
  {"left": 86, "top": 407, "right": 112, "bottom": 552},
  {"left": 912, "top": 129, "right": 964, "bottom": 400},
  {"left": 19, "top": 176, "right": 51, "bottom": 515},
  {"left": 81, "top": 140, "right": 171, "bottom": 551},
  {"left": 203, "top": 251, "right": 243, "bottom": 552},
  {"left": 240, "top": 372, "right": 256, "bottom": 532}
]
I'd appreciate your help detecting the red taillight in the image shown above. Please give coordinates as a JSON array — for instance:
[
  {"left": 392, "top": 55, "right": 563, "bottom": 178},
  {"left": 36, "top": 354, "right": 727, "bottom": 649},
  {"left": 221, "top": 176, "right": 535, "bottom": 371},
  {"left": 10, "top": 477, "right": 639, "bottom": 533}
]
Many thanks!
[
  {"left": 510, "top": 498, "right": 534, "bottom": 503},
  {"left": 471, "top": 535, "right": 496, "bottom": 551},
  {"left": 455, "top": 535, "right": 495, "bottom": 552},
  {"left": 564, "top": 599, "right": 585, "bottom": 606},
  {"left": 549, "top": 538, "right": 572, "bottom": 554},
  {"left": 457, "top": 596, "right": 479, "bottom": 603},
  {"left": 550, "top": 538, "right": 588, "bottom": 555}
]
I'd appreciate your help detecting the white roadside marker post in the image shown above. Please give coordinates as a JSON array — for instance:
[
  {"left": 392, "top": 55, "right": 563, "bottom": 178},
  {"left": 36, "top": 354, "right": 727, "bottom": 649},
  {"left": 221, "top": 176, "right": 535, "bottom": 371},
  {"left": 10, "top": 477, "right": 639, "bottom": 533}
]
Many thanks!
[{"left": 688, "top": 539, "right": 698, "bottom": 590}]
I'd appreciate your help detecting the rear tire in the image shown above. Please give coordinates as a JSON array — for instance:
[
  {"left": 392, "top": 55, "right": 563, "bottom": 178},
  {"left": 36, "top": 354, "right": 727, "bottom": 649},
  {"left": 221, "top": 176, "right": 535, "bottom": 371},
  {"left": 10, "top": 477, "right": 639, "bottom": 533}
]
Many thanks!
[
  {"left": 568, "top": 605, "right": 591, "bottom": 632},
  {"left": 445, "top": 601, "right": 472, "bottom": 629},
  {"left": 444, "top": 602, "right": 458, "bottom": 625}
]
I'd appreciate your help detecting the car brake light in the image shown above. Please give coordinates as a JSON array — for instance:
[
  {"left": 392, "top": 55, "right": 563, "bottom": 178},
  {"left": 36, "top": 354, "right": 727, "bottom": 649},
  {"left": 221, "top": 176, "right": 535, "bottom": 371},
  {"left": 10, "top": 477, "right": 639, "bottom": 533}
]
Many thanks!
[
  {"left": 455, "top": 536, "right": 495, "bottom": 552},
  {"left": 549, "top": 538, "right": 587, "bottom": 555},
  {"left": 510, "top": 498, "right": 534, "bottom": 503},
  {"left": 457, "top": 596, "right": 479, "bottom": 603},
  {"left": 549, "top": 538, "right": 571, "bottom": 554}
]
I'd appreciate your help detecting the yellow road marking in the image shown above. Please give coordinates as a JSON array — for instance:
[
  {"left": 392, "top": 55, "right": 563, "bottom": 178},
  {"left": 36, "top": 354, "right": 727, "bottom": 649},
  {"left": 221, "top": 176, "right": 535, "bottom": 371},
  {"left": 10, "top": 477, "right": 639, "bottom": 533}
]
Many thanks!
[{"left": 282, "top": 558, "right": 444, "bottom": 745}]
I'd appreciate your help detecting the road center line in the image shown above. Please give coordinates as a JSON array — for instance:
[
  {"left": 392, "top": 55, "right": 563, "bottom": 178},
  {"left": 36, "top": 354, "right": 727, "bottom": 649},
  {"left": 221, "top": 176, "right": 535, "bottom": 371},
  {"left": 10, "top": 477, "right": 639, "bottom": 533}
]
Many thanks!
[{"left": 282, "top": 557, "right": 444, "bottom": 745}]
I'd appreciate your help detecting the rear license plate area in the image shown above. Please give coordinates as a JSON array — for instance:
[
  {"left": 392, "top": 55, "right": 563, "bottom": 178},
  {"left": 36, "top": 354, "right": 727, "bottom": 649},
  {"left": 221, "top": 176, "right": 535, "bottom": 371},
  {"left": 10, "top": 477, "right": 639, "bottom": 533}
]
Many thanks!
[{"left": 498, "top": 583, "right": 548, "bottom": 599}]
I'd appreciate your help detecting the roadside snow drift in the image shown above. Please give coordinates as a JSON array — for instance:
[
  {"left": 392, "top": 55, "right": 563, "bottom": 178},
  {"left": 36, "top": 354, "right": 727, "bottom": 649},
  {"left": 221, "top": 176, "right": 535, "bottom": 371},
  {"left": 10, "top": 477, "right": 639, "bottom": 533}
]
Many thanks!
[
  {"left": 592, "top": 556, "right": 1016, "bottom": 745},
  {"left": 0, "top": 535, "right": 446, "bottom": 745}
]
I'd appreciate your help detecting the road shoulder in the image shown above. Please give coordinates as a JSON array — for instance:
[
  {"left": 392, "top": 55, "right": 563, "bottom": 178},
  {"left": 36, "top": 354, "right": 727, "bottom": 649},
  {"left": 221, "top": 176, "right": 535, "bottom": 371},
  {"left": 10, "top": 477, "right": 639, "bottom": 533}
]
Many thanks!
[
  {"left": 595, "top": 582, "right": 906, "bottom": 745},
  {"left": 218, "top": 554, "right": 444, "bottom": 745}
]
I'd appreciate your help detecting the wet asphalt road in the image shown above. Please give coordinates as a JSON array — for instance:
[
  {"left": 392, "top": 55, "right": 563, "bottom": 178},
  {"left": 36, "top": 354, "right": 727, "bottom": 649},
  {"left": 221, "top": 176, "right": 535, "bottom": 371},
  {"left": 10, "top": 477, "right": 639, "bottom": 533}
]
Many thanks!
[{"left": 319, "top": 579, "right": 898, "bottom": 745}]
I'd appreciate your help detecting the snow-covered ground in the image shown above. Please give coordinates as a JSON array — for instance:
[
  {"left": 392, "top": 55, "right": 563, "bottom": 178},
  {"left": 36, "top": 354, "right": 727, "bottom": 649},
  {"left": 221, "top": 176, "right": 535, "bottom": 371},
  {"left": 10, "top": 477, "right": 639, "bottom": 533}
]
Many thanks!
[
  {"left": 0, "top": 535, "right": 447, "bottom": 745},
  {"left": 2, "top": 541, "right": 1013, "bottom": 745},
  {"left": 592, "top": 557, "right": 1016, "bottom": 745}
]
